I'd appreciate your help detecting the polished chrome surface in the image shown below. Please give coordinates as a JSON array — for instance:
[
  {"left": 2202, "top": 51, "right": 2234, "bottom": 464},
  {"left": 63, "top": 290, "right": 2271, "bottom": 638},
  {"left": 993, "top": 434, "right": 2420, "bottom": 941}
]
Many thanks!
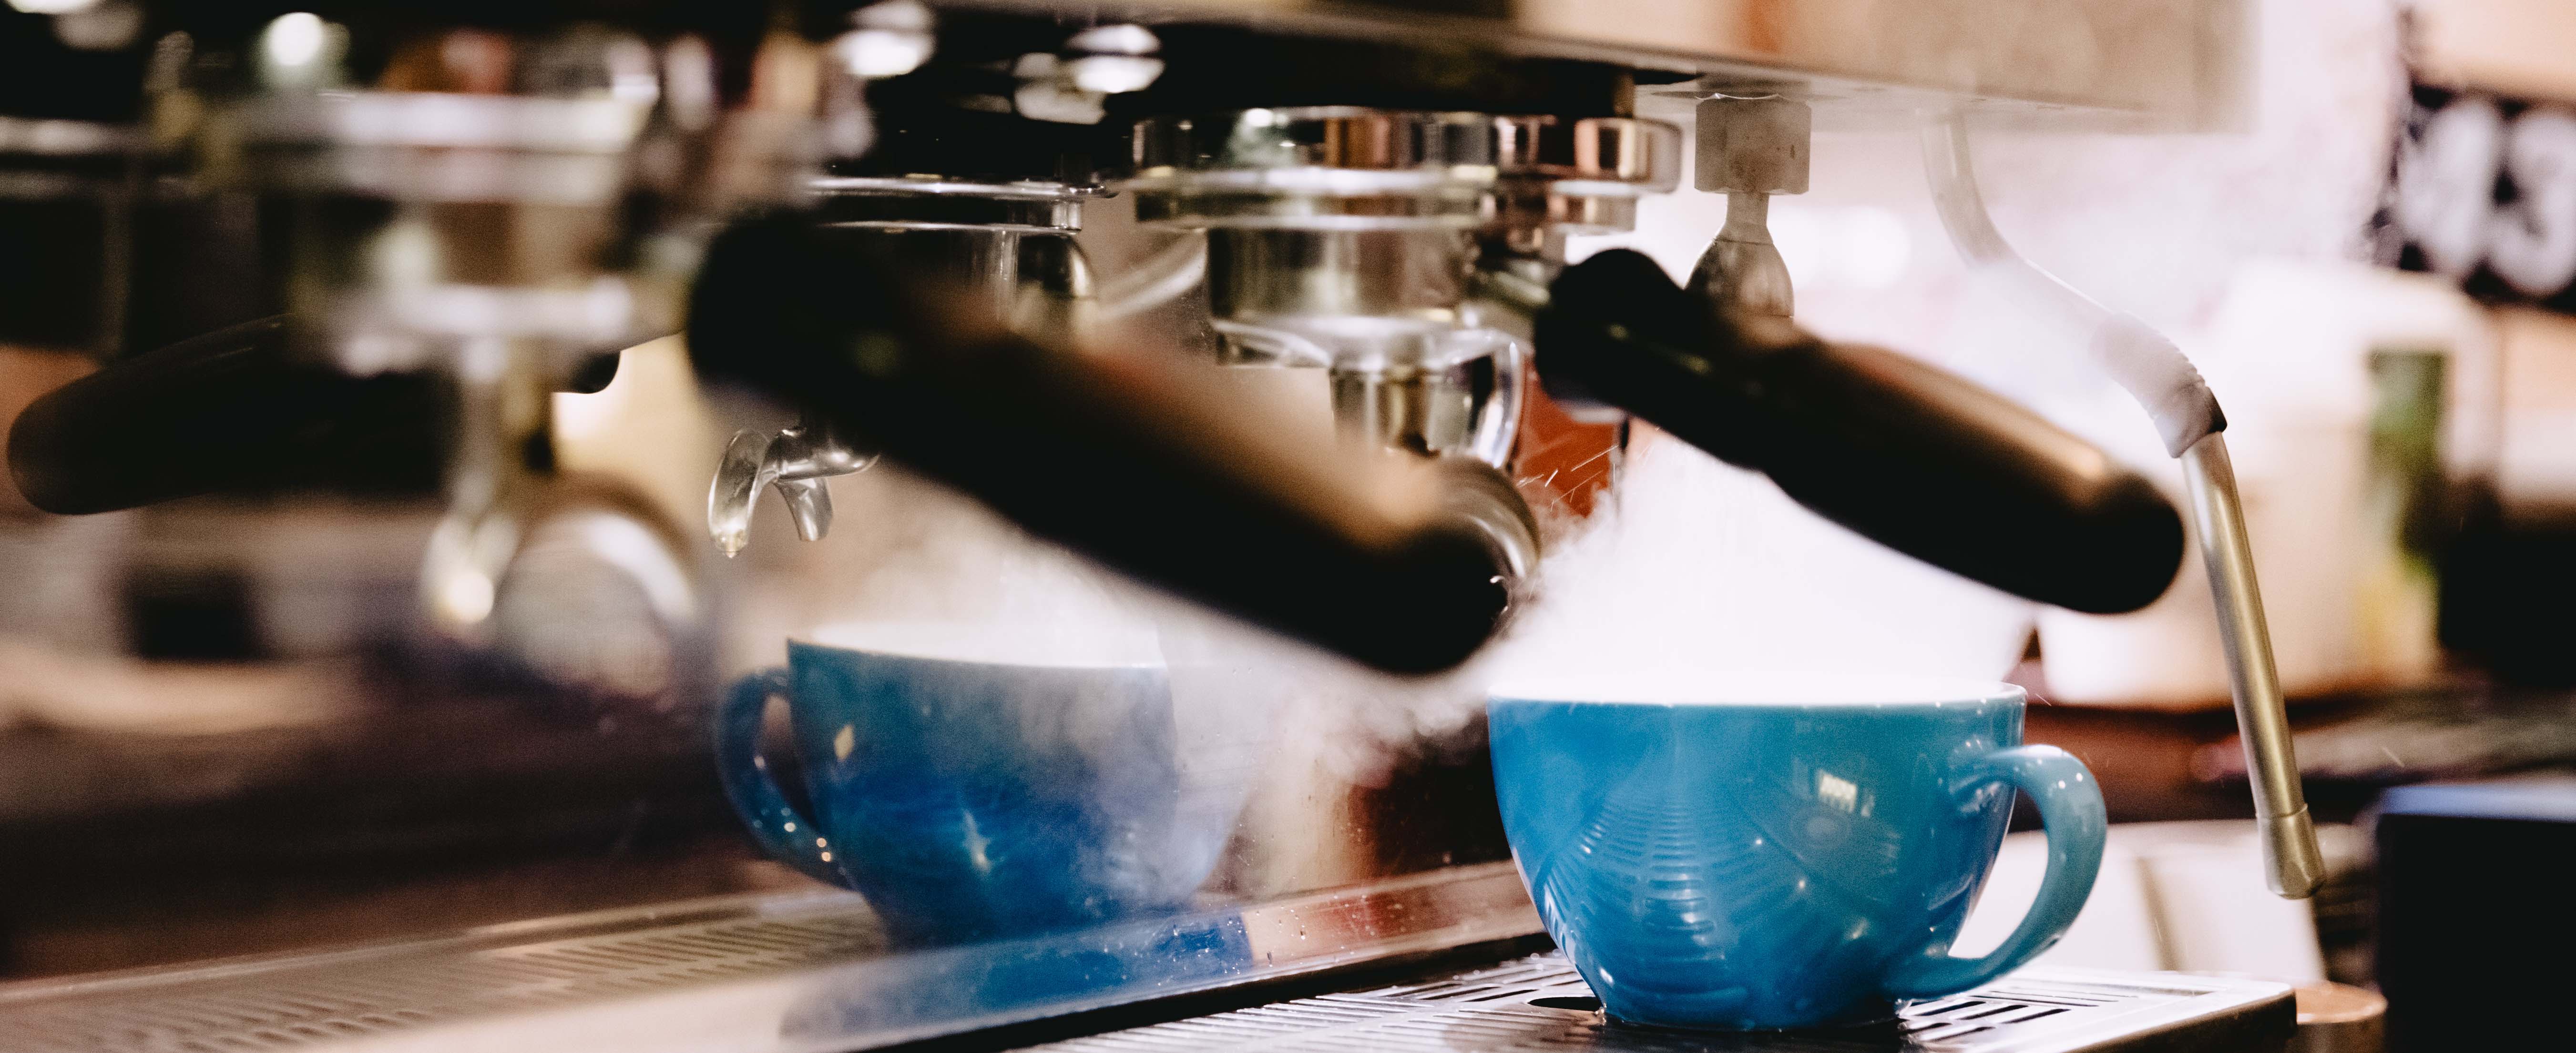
[
  {"left": 1488, "top": 115, "right": 1682, "bottom": 245},
  {"left": 1693, "top": 192, "right": 1796, "bottom": 321},
  {"left": 1203, "top": 228, "right": 1477, "bottom": 359},
  {"left": 2181, "top": 435, "right": 2326, "bottom": 899},
  {"left": 1095, "top": 233, "right": 1209, "bottom": 322},
  {"left": 1322, "top": 341, "right": 1523, "bottom": 471},
  {"left": 812, "top": 176, "right": 1104, "bottom": 232},
  {"left": 1028, "top": 951, "right": 2296, "bottom": 1053},
  {"left": 813, "top": 177, "right": 1104, "bottom": 201},
  {"left": 0, "top": 863, "right": 1540, "bottom": 1053},
  {"left": 952, "top": 0, "right": 2246, "bottom": 129},
  {"left": 1126, "top": 109, "right": 1679, "bottom": 233},
  {"left": 1131, "top": 111, "right": 1677, "bottom": 189},
  {"left": 1431, "top": 457, "right": 1541, "bottom": 582},
  {"left": 1123, "top": 106, "right": 1667, "bottom": 488},
  {"left": 1689, "top": 97, "right": 1804, "bottom": 318},
  {"left": 709, "top": 420, "right": 878, "bottom": 555},
  {"left": 1493, "top": 116, "right": 1682, "bottom": 189},
  {"left": 1130, "top": 108, "right": 1505, "bottom": 182},
  {"left": 806, "top": 178, "right": 1100, "bottom": 318}
]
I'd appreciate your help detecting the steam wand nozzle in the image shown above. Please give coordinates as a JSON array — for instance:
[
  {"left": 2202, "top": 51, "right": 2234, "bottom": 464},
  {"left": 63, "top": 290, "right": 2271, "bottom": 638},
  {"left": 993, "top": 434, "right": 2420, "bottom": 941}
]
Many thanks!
[
  {"left": 1690, "top": 96, "right": 1809, "bottom": 320},
  {"left": 1921, "top": 113, "right": 2321, "bottom": 899}
]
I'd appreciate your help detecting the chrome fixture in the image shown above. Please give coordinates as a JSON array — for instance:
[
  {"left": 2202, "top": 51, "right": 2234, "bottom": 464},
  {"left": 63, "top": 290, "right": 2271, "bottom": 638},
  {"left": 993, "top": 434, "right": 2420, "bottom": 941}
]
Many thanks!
[
  {"left": 1923, "top": 115, "right": 2323, "bottom": 898},
  {"left": 1120, "top": 107, "right": 1680, "bottom": 575},
  {"left": 1125, "top": 109, "right": 1678, "bottom": 466},
  {"left": 1689, "top": 95, "right": 1808, "bottom": 320},
  {"left": 704, "top": 175, "right": 1102, "bottom": 554},
  {"left": 158, "top": 17, "right": 847, "bottom": 635}
]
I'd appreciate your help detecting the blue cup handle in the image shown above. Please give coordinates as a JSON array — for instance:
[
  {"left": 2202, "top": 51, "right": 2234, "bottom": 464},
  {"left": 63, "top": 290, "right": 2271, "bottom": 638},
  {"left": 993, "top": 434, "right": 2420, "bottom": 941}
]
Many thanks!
[
  {"left": 1881, "top": 744, "right": 2107, "bottom": 1000},
  {"left": 714, "top": 668, "right": 847, "bottom": 886}
]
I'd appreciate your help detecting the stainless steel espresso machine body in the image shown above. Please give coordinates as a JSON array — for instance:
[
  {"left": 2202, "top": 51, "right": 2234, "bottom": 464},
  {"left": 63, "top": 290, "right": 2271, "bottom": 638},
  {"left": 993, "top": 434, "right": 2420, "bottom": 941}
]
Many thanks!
[{"left": 0, "top": 2, "right": 2308, "bottom": 1051}]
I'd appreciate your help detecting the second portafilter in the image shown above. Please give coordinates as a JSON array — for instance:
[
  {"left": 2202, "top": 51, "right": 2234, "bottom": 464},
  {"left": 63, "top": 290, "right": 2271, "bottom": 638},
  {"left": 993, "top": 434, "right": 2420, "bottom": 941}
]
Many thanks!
[
  {"left": 685, "top": 213, "right": 1515, "bottom": 675},
  {"left": 1118, "top": 108, "right": 1690, "bottom": 578}
]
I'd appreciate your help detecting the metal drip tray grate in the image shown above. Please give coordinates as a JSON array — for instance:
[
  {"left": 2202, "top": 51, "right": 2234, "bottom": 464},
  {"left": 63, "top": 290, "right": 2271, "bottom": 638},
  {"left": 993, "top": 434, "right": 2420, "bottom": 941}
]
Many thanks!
[
  {"left": 0, "top": 863, "right": 1547, "bottom": 1053},
  {"left": 0, "top": 895, "right": 891, "bottom": 1053},
  {"left": 1025, "top": 952, "right": 2295, "bottom": 1053}
]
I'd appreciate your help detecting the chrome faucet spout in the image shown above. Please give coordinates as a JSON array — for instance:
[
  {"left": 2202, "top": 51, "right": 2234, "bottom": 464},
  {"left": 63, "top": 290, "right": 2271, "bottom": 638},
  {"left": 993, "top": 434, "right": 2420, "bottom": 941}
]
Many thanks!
[{"left": 706, "top": 418, "right": 877, "bottom": 556}]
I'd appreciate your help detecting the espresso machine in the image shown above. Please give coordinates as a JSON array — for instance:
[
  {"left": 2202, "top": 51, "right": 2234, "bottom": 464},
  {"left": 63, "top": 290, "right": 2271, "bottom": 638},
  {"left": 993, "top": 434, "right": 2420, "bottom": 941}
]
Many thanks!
[{"left": 0, "top": 2, "right": 2317, "bottom": 1051}]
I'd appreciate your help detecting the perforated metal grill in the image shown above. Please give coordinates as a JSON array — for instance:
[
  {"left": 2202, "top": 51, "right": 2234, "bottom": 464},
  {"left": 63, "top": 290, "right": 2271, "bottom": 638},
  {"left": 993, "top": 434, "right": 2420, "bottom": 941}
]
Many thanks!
[
  {"left": 1025, "top": 952, "right": 2294, "bottom": 1053},
  {"left": 0, "top": 874, "right": 2288, "bottom": 1053},
  {"left": 0, "top": 895, "right": 885, "bottom": 1053},
  {"left": 0, "top": 864, "right": 1550, "bottom": 1053}
]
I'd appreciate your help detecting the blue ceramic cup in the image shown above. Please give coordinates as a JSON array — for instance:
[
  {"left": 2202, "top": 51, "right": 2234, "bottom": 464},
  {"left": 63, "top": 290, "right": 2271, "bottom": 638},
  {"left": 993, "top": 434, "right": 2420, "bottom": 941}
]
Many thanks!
[
  {"left": 1489, "top": 674, "right": 2105, "bottom": 1031},
  {"left": 716, "top": 631, "right": 1221, "bottom": 944}
]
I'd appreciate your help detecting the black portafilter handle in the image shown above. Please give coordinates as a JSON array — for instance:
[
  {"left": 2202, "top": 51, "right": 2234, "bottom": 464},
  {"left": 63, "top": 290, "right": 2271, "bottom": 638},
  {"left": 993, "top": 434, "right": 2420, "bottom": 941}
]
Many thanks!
[
  {"left": 1535, "top": 249, "right": 2184, "bottom": 615},
  {"left": 686, "top": 216, "right": 1512, "bottom": 675},
  {"left": 7, "top": 317, "right": 621, "bottom": 515},
  {"left": 10, "top": 317, "right": 440, "bottom": 513}
]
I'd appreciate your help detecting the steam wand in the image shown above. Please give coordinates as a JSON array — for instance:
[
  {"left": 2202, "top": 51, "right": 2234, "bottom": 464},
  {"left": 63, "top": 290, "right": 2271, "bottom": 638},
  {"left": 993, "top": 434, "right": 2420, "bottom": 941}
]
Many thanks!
[
  {"left": 1921, "top": 114, "right": 2323, "bottom": 899},
  {"left": 1688, "top": 95, "right": 1805, "bottom": 321}
]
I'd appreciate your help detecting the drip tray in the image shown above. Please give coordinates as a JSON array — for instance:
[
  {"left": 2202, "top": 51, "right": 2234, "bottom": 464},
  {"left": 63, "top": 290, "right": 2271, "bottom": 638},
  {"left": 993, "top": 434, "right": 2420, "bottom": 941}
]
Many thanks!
[
  {"left": 1024, "top": 952, "right": 2297, "bottom": 1053},
  {"left": 0, "top": 868, "right": 2290, "bottom": 1053},
  {"left": 0, "top": 864, "right": 1545, "bottom": 1053}
]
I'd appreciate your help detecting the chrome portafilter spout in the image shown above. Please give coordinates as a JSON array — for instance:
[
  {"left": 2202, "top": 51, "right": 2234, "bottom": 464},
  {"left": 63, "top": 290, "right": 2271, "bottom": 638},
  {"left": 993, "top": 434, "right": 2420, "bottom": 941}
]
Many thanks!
[
  {"left": 705, "top": 175, "right": 1104, "bottom": 555},
  {"left": 710, "top": 415, "right": 871, "bottom": 556}
]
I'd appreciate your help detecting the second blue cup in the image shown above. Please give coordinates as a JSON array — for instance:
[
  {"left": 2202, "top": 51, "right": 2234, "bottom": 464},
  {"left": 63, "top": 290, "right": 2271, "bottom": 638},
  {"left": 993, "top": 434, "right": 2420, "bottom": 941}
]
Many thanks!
[{"left": 1490, "top": 674, "right": 2105, "bottom": 1031}]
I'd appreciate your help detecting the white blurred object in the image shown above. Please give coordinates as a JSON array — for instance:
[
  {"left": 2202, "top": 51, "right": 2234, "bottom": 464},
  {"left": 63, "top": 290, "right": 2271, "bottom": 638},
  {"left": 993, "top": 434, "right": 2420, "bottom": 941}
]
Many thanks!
[
  {"left": 1952, "top": 834, "right": 2166, "bottom": 971},
  {"left": 1958, "top": 820, "right": 2348, "bottom": 978},
  {"left": 554, "top": 336, "right": 725, "bottom": 531},
  {"left": 1501, "top": 429, "right": 2035, "bottom": 686},
  {"left": 2039, "top": 261, "right": 2485, "bottom": 707},
  {"left": 1765, "top": 203, "right": 1915, "bottom": 292},
  {"left": 0, "top": 514, "right": 133, "bottom": 656},
  {"left": 0, "top": 641, "right": 354, "bottom": 736}
]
